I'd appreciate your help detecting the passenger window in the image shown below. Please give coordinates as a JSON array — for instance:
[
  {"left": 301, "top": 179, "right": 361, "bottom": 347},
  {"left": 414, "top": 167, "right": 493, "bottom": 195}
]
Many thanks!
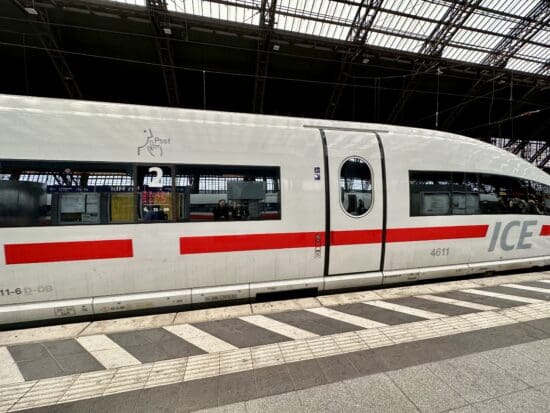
[
  {"left": 340, "top": 157, "right": 372, "bottom": 217},
  {"left": 175, "top": 165, "right": 280, "bottom": 221},
  {"left": 409, "top": 170, "right": 548, "bottom": 216},
  {"left": 529, "top": 180, "right": 550, "bottom": 215},
  {"left": 137, "top": 165, "right": 173, "bottom": 222},
  {"left": 479, "top": 174, "right": 529, "bottom": 214},
  {"left": 409, "top": 171, "right": 451, "bottom": 216},
  {"left": 0, "top": 161, "right": 134, "bottom": 227}
]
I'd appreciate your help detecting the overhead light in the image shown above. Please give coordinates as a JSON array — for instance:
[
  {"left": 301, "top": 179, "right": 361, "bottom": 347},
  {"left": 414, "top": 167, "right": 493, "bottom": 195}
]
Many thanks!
[
  {"left": 24, "top": 7, "right": 38, "bottom": 15},
  {"left": 163, "top": 27, "right": 172, "bottom": 35},
  {"left": 362, "top": 57, "right": 370, "bottom": 64},
  {"left": 273, "top": 44, "right": 280, "bottom": 51}
]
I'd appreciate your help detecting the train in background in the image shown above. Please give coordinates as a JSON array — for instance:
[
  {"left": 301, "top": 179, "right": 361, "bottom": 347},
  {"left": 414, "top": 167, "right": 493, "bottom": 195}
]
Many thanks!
[{"left": 0, "top": 94, "right": 549, "bottom": 324}]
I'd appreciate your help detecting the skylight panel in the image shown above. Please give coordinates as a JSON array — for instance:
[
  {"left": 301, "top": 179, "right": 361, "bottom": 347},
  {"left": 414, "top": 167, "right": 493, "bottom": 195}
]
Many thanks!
[
  {"left": 106, "top": 0, "right": 145, "bottom": 6},
  {"left": 167, "top": 0, "right": 261, "bottom": 26},
  {"left": 480, "top": 0, "right": 540, "bottom": 18},
  {"left": 461, "top": 12, "right": 517, "bottom": 38},
  {"left": 506, "top": 58, "right": 544, "bottom": 74},
  {"left": 383, "top": 0, "right": 448, "bottom": 22},
  {"left": 442, "top": 46, "right": 488, "bottom": 65},
  {"left": 367, "top": 31, "right": 424, "bottom": 54},
  {"left": 275, "top": 0, "right": 355, "bottom": 41}
]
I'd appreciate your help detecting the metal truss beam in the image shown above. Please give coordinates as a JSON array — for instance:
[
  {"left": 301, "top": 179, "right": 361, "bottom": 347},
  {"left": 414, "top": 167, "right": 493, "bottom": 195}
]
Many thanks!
[
  {"left": 325, "top": 0, "right": 384, "bottom": 119},
  {"left": 252, "top": 0, "right": 277, "bottom": 114},
  {"left": 538, "top": 151, "right": 550, "bottom": 169},
  {"left": 418, "top": 0, "right": 482, "bottom": 57},
  {"left": 10, "top": 0, "right": 82, "bottom": 99},
  {"left": 535, "top": 58, "right": 550, "bottom": 76},
  {"left": 387, "top": 0, "right": 481, "bottom": 124},
  {"left": 146, "top": 0, "right": 180, "bottom": 106},
  {"left": 512, "top": 139, "right": 531, "bottom": 155},
  {"left": 529, "top": 142, "right": 549, "bottom": 163},
  {"left": 481, "top": 0, "right": 550, "bottom": 68},
  {"left": 24, "top": 0, "right": 550, "bottom": 88}
]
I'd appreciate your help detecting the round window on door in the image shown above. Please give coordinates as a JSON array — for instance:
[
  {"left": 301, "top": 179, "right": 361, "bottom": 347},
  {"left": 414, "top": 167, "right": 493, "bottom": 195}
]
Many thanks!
[{"left": 340, "top": 157, "right": 373, "bottom": 217}]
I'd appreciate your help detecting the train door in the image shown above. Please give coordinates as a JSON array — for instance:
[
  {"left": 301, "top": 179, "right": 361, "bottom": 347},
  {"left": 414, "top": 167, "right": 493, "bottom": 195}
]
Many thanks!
[{"left": 323, "top": 129, "right": 385, "bottom": 276}]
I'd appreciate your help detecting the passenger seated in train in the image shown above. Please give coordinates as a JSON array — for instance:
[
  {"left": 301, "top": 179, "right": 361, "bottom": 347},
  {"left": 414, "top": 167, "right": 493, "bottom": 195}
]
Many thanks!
[
  {"left": 231, "top": 202, "right": 249, "bottom": 220},
  {"left": 213, "top": 199, "right": 231, "bottom": 220},
  {"left": 144, "top": 205, "right": 167, "bottom": 221},
  {"left": 356, "top": 198, "right": 367, "bottom": 215}
]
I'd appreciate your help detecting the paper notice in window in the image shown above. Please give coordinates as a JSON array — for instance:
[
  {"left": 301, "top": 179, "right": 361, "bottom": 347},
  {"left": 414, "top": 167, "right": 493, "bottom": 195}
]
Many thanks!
[{"left": 111, "top": 193, "right": 134, "bottom": 222}]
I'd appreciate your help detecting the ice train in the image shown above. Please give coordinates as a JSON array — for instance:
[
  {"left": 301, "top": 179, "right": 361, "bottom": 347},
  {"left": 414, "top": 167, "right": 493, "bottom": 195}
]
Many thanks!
[{"left": 0, "top": 94, "right": 549, "bottom": 324}]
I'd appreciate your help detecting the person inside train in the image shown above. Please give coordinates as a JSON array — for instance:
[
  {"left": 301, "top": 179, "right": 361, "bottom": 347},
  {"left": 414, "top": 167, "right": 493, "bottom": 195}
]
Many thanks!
[
  {"left": 213, "top": 199, "right": 231, "bottom": 220},
  {"left": 356, "top": 198, "right": 367, "bottom": 215}
]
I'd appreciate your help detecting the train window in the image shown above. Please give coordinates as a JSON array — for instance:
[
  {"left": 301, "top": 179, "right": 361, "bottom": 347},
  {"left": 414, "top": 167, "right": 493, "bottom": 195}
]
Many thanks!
[
  {"left": 137, "top": 165, "right": 173, "bottom": 222},
  {"left": 0, "top": 161, "right": 134, "bottom": 227},
  {"left": 340, "top": 157, "right": 372, "bottom": 217},
  {"left": 529, "top": 180, "right": 550, "bottom": 215},
  {"left": 175, "top": 165, "right": 280, "bottom": 221},
  {"left": 479, "top": 174, "right": 530, "bottom": 214},
  {"left": 410, "top": 170, "right": 548, "bottom": 216},
  {"left": 409, "top": 171, "right": 451, "bottom": 216},
  {"left": 463, "top": 173, "right": 481, "bottom": 214}
]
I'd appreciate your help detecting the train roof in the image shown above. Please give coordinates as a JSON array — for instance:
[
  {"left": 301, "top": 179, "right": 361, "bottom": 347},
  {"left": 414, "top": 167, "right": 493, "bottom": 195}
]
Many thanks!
[
  {"left": 0, "top": 93, "right": 473, "bottom": 142},
  {"left": 0, "top": 93, "right": 548, "bottom": 185}
]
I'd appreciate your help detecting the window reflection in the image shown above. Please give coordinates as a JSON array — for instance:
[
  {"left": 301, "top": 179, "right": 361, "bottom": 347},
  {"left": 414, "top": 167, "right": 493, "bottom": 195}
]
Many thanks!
[
  {"left": 340, "top": 157, "right": 372, "bottom": 216},
  {"left": 410, "top": 170, "right": 549, "bottom": 216}
]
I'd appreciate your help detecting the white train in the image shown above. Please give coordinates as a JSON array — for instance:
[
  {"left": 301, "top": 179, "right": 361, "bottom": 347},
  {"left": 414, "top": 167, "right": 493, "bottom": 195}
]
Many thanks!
[{"left": 0, "top": 94, "right": 549, "bottom": 325}]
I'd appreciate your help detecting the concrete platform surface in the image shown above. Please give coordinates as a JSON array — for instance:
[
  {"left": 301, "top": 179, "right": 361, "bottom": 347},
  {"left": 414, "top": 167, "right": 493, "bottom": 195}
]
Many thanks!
[{"left": 0, "top": 270, "right": 549, "bottom": 412}]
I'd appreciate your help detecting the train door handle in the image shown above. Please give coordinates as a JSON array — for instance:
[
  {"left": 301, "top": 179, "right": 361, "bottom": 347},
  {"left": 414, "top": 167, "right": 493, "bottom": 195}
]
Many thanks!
[{"left": 314, "top": 233, "right": 322, "bottom": 258}]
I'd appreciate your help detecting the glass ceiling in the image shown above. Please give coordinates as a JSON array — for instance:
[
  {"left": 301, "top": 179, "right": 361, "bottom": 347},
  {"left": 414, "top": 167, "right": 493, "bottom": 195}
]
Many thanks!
[{"left": 103, "top": 0, "right": 549, "bottom": 76}]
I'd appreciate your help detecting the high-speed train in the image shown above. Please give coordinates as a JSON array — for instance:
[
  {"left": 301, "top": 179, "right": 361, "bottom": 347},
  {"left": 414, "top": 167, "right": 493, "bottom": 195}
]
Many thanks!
[{"left": 1, "top": 94, "right": 549, "bottom": 325}]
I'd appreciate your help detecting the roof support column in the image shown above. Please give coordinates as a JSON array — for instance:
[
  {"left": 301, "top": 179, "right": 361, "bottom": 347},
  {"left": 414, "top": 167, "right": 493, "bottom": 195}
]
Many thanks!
[
  {"left": 252, "top": 0, "right": 277, "bottom": 114},
  {"left": 387, "top": 0, "right": 481, "bottom": 124},
  {"left": 10, "top": 0, "right": 82, "bottom": 99},
  {"left": 147, "top": 0, "right": 180, "bottom": 106},
  {"left": 324, "top": 0, "right": 384, "bottom": 119}
]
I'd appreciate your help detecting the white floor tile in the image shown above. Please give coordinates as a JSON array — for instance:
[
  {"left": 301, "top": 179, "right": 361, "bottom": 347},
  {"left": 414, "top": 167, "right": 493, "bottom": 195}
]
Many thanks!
[
  {"left": 77, "top": 335, "right": 140, "bottom": 369},
  {"left": 363, "top": 300, "right": 445, "bottom": 320},
  {"left": 240, "top": 315, "right": 318, "bottom": 340},
  {"left": 461, "top": 289, "right": 543, "bottom": 304},
  {"left": 306, "top": 306, "right": 387, "bottom": 329},
  {"left": 417, "top": 294, "right": 498, "bottom": 311},
  {"left": 0, "top": 346, "right": 24, "bottom": 385},
  {"left": 164, "top": 324, "right": 237, "bottom": 353},
  {"left": 501, "top": 284, "right": 550, "bottom": 294}
]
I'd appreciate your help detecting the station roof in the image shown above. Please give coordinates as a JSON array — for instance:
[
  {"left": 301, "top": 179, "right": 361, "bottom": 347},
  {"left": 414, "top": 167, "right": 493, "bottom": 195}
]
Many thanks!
[{"left": 105, "top": 0, "right": 549, "bottom": 77}]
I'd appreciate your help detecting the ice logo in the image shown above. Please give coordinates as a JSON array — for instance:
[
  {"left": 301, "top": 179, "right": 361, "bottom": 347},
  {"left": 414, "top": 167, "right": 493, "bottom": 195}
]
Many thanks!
[{"left": 138, "top": 129, "right": 171, "bottom": 157}]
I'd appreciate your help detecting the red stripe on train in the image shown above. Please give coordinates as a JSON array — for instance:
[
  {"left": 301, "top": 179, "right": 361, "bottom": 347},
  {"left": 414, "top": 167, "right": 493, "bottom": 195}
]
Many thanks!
[
  {"left": 386, "top": 225, "right": 489, "bottom": 242},
  {"left": 331, "top": 229, "right": 382, "bottom": 245},
  {"left": 180, "top": 225, "right": 490, "bottom": 254},
  {"left": 4, "top": 240, "right": 133, "bottom": 265},
  {"left": 541, "top": 225, "right": 550, "bottom": 236},
  {"left": 180, "top": 232, "right": 325, "bottom": 254}
]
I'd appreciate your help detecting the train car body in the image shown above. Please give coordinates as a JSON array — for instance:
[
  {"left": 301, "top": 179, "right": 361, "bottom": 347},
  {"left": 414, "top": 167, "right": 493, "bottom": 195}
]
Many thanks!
[{"left": 0, "top": 94, "right": 549, "bottom": 324}]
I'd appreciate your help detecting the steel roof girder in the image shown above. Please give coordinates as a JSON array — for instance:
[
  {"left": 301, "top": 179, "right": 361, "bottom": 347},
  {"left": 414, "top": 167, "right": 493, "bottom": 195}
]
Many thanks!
[
  {"left": 418, "top": 0, "right": 482, "bottom": 57},
  {"left": 529, "top": 141, "right": 550, "bottom": 163},
  {"left": 146, "top": 0, "right": 180, "bottom": 106},
  {"left": 10, "top": 0, "right": 83, "bottom": 99},
  {"left": 253, "top": 0, "right": 278, "bottom": 114},
  {"left": 481, "top": 0, "right": 550, "bottom": 68}
]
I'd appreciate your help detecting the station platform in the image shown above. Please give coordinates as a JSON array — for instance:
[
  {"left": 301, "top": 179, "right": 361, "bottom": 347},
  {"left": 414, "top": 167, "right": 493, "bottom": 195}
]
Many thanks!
[{"left": 1, "top": 271, "right": 550, "bottom": 412}]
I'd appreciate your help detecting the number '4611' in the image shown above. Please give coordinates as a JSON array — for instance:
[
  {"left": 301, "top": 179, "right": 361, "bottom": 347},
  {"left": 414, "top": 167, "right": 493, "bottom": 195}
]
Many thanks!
[{"left": 430, "top": 248, "right": 450, "bottom": 257}]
